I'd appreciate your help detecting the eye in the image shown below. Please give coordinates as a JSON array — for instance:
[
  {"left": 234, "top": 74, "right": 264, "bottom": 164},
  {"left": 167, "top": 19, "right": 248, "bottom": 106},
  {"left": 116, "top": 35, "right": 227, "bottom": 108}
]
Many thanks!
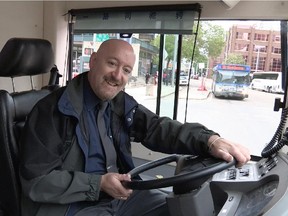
[
  {"left": 123, "top": 68, "right": 132, "bottom": 74},
  {"left": 108, "top": 60, "right": 116, "bottom": 66}
]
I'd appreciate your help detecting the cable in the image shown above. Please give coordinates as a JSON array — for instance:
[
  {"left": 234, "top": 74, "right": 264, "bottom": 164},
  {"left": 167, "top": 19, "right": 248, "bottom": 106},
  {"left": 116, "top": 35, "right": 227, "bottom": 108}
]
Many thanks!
[
  {"left": 184, "top": 11, "right": 201, "bottom": 123},
  {"left": 261, "top": 107, "right": 288, "bottom": 157}
]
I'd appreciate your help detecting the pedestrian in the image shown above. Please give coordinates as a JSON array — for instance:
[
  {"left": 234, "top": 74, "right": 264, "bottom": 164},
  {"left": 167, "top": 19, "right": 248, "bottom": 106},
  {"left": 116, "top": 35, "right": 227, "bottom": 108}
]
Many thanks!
[
  {"left": 166, "top": 71, "right": 170, "bottom": 85},
  {"left": 163, "top": 72, "right": 167, "bottom": 85},
  {"left": 145, "top": 72, "right": 150, "bottom": 84},
  {"left": 154, "top": 71, "right": 158, "bottom": 85},
  {"left": 19, "top": 39, "right": 250, "bottom": 216}
]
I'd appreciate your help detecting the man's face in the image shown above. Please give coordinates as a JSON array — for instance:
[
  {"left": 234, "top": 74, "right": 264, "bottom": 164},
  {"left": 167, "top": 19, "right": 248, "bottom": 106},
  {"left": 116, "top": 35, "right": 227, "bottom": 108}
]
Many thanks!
[{"left": 88, "top": 40, "right": 136, "bottom": 101}]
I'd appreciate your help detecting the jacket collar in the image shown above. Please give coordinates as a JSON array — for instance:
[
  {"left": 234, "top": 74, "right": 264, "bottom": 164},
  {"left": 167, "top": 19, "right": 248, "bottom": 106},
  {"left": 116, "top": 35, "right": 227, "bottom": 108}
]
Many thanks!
[
  {"left": 58, "top": 72, "right": 138, "bottom": 118},
  {"left": 58, "top": 72, "right": 86, "bottom": 118}
]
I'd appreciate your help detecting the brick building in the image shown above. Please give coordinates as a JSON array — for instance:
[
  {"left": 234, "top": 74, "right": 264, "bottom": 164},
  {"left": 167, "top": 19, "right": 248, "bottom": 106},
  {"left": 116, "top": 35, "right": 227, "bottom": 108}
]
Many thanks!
[{"left": 209, "top": 25, "right": 281, "bottom": 75}]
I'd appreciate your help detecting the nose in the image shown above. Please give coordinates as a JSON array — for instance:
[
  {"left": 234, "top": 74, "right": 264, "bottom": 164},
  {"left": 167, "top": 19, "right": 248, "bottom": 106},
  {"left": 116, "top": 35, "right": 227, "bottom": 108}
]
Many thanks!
[{"left": 111, "top": 67, "right": 122, "bottom": 80}]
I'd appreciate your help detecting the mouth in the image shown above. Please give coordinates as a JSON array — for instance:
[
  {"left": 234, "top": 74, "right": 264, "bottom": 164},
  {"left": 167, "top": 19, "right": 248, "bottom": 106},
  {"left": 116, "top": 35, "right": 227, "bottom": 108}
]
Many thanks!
[{"left": 105, "top": 78, "right": 119, "bottom": 87}]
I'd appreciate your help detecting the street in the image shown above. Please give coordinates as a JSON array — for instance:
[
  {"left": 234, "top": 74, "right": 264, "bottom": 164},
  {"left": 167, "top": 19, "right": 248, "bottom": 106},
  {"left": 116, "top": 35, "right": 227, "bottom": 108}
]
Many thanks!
[
  {"left": 126, "top": 77, "right": 284, "bottom": 157},
  {"left": 179, "top": 89, "right": 283, "bottom": 156}
]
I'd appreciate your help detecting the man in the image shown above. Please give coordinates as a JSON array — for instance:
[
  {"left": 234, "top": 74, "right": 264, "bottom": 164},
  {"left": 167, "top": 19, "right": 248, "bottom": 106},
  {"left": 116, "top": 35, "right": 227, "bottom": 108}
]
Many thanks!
[{"left": 19, "top": 39, "right": 250, "bottom": 216}]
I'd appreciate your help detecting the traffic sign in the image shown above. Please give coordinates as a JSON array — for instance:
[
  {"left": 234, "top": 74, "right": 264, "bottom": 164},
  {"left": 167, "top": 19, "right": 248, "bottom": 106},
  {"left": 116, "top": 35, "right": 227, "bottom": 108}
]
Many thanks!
[{"left": 95, "top": 34, "right": 110, "bottom": 42}]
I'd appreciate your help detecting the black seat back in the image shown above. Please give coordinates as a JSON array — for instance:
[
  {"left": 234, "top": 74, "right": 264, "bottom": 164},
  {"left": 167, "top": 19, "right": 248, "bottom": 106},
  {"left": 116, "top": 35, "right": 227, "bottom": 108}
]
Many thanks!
[{"left": 0, "top": 38, "right": 57, "bottom": 216}]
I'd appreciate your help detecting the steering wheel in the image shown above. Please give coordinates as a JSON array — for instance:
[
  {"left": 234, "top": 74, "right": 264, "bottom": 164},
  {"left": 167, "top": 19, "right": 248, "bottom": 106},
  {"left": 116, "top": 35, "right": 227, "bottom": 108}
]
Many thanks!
[{"left": 122, "top": 154, "right": 236, "bottom": 193}]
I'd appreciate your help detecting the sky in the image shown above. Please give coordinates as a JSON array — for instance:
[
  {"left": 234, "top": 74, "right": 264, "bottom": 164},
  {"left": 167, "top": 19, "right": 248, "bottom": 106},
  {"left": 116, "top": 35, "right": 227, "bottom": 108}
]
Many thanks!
[{"left": 212, "top": 20, "right": 281, "bottom": 31}]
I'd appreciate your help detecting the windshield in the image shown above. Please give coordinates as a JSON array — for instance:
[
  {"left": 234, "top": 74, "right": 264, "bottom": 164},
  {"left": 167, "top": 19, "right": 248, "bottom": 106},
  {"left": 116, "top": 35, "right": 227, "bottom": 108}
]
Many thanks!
[
  {"left": 216, "top": 71, "right": 250, "bottom": 84},
  {"left": 253, "top": 73, "right": 279, "bottom": 80},
  {"left": 71, "top": 20, "right": 284, "bottom": 157}
]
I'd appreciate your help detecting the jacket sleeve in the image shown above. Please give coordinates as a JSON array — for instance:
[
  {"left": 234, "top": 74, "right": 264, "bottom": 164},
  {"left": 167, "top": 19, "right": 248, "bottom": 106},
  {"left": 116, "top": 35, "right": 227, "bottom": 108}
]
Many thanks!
[
  {"left": 130, "top": 104, "right": 219, "bottom": 156},
  {"left": 19, "top": 99, "right": 101, "bottom": 204}
]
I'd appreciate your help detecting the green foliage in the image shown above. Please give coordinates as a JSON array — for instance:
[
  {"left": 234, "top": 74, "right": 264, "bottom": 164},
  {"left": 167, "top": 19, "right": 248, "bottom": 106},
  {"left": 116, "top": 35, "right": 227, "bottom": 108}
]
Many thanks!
[
  {"left": 202, "top": 22, "right": 226, "bottom": 58},
  {"left": 151, "top": 35, "right": 178, "bottom": 69},
  {"left": 150, "top": 21, "right": 226, "bottom": 69},
  {"left": 225, "top": 53, "right": 246, "bottom": 64}
]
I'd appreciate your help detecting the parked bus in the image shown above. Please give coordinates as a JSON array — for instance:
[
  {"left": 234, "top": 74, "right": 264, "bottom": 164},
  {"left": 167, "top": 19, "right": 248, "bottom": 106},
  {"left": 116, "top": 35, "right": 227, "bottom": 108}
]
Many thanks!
[
  {"left": 250, "top": 71, "right": 284, "bottom": 94},
  {"left": 212, "top": 64, "right": 251, "bottom": 99}
]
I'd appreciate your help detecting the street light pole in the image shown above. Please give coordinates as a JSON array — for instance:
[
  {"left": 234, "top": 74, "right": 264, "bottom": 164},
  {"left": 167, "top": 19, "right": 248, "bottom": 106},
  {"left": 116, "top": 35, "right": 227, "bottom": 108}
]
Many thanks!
[
  {"left": 255, "top": 47, "right": 260, "bottom": 72},
  {"left": 254, "top": 44, "right": 265, "bottom": 72}
]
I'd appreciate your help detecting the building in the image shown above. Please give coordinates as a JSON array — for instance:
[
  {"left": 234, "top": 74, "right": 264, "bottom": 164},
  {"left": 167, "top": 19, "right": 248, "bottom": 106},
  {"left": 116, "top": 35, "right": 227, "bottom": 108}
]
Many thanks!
[
  {"left": 209, "top": 25, "right": 281, "bottom": 75},
  {"left": 72, "top": 33, "right": 158, "bottom": 77}
]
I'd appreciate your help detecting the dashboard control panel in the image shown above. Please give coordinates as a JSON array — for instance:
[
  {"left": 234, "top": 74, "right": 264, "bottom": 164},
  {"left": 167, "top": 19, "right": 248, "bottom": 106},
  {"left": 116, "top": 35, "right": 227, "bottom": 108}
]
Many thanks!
[{"left": 210, "top": 154, "right": 288, "bottom": 216}]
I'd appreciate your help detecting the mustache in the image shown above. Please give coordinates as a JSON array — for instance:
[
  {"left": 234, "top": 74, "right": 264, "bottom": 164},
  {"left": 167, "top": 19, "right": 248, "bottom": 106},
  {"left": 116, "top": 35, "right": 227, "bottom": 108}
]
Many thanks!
[{"left": 104, "top": 75, "right": 122, "bottom": 86}]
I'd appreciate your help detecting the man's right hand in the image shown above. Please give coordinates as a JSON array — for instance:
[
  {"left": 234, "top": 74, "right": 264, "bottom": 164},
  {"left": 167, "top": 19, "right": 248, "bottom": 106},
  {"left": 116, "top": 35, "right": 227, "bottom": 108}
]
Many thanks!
[{"left": 100, "top": 173, "right": 133, "bottom": 200}]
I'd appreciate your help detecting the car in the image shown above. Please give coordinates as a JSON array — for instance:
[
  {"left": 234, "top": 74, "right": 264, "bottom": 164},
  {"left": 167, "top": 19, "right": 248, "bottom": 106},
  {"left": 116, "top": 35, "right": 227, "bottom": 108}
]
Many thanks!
[
  {"left": 191, "top": 74, "right": 199, "bottom": 80},
  {"left": 179, "top": 74, "right": 189, "bottom": 86},
  {"left": 128, "top": 76, "right": 137, "bottom": 83}
]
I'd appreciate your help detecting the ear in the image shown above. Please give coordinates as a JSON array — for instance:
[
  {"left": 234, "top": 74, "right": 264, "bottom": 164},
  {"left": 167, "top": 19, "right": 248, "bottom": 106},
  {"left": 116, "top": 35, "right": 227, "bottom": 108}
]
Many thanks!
[{"left": 89, "top": 52, "right": 97, "bottom": 68}]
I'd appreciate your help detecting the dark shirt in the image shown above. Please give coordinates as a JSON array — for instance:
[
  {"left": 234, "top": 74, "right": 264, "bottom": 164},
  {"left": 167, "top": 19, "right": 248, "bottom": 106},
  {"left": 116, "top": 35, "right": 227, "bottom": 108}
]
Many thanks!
[
  {"left": 82, "top": 78, "right": 107, "bottom": 174},
  {"left": 68, "top": 78, "right": 112, "bottom": 215}
]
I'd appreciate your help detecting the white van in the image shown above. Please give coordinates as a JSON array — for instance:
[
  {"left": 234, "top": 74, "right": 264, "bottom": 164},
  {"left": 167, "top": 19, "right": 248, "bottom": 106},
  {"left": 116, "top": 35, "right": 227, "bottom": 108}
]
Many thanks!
[{"left": 250, "top": 71, "right": 284, "bottom": 94}]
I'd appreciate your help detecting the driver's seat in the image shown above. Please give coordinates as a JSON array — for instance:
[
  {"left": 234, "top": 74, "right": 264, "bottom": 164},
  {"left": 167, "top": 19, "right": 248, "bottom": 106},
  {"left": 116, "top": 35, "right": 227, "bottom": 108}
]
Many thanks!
[{"left": 0, "top": 38, "right": 60, "bottom": 216}]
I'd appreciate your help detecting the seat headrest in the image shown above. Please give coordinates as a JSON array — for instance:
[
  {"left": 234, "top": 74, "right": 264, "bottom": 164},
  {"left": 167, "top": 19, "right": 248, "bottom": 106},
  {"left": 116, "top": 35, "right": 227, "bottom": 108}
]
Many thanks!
[{"left": 0, "top": 38, "right": 54, "bottom": 77}]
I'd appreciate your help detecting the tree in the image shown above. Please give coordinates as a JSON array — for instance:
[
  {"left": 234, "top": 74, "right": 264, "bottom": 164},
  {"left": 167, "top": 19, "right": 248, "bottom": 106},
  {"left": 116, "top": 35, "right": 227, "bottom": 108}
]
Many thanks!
[
  {"left": 202, "top": 22, "right": 226, "bottom": 59},
  {"left": 225, "top": 53, "right": 246, "bottom": 64},
  {"left": 180, "top": 22, "right": 226, "bottom": 65},
  {"left": 150, "top": 35, "right": 177, "bottom": 70},
  {"left": 150, "top": 21, "right": 226, "bottom": 74}
]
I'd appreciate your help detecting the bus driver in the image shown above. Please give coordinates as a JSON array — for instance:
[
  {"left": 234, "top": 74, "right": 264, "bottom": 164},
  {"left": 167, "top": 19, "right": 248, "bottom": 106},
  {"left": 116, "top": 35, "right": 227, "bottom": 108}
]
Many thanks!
[{"left": 19, "top": 39, "right": 250, "bottom": 216}]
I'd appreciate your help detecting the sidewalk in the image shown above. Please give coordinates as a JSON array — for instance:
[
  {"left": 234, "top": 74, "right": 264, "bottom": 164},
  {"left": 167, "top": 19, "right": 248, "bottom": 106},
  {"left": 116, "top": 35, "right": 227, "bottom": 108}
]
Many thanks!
[{"left": 125, "top": 78, "right": 211, "bottom": 100}]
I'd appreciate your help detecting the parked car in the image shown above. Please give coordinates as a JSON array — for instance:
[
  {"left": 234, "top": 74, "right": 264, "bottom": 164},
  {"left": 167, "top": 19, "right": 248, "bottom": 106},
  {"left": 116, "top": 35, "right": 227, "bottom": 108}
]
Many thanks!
[
  {"left": 179, "top": 73, "right": 189, "bottom": 86},
  {"left": 191, "top": 74, "right": 199, "bottom": 80},
  {"left": 128, "top": 76, "right": 137, "bottom": 83}
]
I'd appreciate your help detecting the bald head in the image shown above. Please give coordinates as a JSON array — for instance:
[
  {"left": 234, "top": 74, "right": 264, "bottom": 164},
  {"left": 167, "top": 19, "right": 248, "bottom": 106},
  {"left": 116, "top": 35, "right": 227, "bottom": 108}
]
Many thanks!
[
  {"left": 88, "top": 39, "right": 136, "bottom": 100},
  {"left": 98, "top": 39, "right": 134, "bottom": 54}
]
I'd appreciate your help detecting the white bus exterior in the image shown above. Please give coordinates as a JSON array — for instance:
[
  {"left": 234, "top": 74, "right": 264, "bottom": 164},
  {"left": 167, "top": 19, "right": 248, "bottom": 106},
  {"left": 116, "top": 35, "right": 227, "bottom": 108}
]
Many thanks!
[{"left": 250, "top": 71, "right": 284, "bottom": 94}]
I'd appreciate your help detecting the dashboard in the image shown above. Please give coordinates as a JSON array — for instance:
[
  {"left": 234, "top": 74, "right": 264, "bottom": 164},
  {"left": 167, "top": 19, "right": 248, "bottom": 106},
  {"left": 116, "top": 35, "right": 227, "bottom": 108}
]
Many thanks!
[{"left": 211, "top": 152, "right": 288, "bottom": 215}]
